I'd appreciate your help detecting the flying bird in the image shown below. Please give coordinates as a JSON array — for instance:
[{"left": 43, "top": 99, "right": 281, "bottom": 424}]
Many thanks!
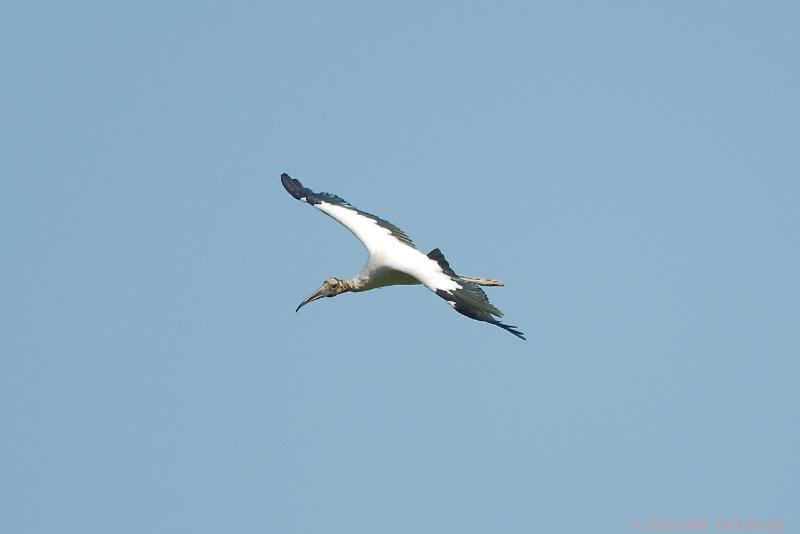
[{"left": 281, "top": 173, "right": 525, "bottom": 340}]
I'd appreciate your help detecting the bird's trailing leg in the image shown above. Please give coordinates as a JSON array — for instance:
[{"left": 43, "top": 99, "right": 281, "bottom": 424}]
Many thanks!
[{"left": 458, "top": 276, "right": 505, "bottom": 287}]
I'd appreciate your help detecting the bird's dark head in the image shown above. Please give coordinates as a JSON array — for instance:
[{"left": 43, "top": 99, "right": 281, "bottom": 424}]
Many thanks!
[{"left": 295, "top": 277, "right": 350, "bottom": 312}]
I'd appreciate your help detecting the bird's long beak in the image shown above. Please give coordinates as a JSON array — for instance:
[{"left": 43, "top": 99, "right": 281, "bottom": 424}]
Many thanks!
[{"left": 296, "top": 286, "right": 326, "bottom": 312}]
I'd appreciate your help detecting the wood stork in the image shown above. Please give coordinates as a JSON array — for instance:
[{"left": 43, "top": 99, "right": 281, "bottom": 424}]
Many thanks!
[{"left": 281, "top": 173, "right": 525, "bottom": 340}]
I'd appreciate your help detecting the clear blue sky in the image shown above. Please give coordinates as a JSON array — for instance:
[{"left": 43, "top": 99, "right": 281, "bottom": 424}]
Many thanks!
[{"left": 2, "top": 2, "right": 798, "bottom": 533}]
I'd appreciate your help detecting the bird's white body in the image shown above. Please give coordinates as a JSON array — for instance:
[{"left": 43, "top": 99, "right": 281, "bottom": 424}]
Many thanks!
[{"left": 317, "top": 203, "right": 461, "bottom": 293}]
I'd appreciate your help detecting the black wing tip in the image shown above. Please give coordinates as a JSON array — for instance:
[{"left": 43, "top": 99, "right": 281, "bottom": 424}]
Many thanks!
[
  {"left": 497, "top": 322, "right": 526, "bottom": 340},
  {"left": 281, "top": 173, "right": 317, "bottom": 203},
  {"left": 427, "top": 248, "right": 458, "bottom": 277},
  {"left": 435, "top": 288, "right": 526, "bottom": 340},
  {"left": 280, "top": 172, "right": 299, "bottom": 194}
]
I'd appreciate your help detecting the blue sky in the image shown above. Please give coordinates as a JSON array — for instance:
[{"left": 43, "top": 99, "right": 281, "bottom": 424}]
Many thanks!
[{"left": 2, "top": 2, "right": 798, "bottom": 533}]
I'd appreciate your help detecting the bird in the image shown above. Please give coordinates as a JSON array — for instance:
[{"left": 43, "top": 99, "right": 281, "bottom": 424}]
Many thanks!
[{"left": 281, "top": 173, "right": 525, "bottom": 340}]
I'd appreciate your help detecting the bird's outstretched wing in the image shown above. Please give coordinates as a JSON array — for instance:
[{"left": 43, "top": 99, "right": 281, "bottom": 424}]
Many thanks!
[
  {"left": 427, "top": 249, "right": 526, "bottom": 340},
  {"left": 281, "top": 173, "right": 417, "bottom": 255}
]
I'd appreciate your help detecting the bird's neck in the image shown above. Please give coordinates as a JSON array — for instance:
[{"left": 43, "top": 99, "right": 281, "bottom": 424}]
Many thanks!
[{"left": 344, "top": 277, "right": 366, "bottom": 293}]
